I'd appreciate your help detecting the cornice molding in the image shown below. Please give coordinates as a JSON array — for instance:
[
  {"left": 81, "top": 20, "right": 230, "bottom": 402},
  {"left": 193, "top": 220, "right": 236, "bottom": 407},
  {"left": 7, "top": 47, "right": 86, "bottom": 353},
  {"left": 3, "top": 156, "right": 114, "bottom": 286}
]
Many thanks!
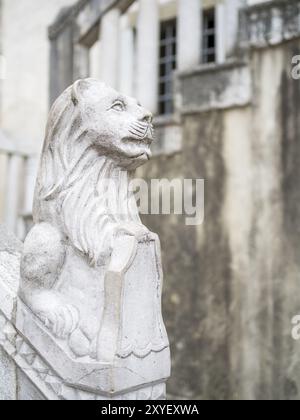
[{"left": 241, "top": 0, "right": 300, "bottom": 48}]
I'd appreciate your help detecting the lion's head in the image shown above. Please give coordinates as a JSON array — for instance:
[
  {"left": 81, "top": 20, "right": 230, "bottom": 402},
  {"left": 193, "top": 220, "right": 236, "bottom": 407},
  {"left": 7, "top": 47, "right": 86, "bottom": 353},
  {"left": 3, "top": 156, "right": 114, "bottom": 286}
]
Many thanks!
[{"left": 34, "top": 79, "right": 154, "bottom": 266}]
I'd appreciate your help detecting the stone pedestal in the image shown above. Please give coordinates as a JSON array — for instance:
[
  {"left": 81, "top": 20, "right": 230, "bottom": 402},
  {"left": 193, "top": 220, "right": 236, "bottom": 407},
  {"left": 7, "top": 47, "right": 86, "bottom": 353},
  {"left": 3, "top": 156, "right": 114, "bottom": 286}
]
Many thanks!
[{"left": 0, "top": 230, "right": 169, "bottom": 401}]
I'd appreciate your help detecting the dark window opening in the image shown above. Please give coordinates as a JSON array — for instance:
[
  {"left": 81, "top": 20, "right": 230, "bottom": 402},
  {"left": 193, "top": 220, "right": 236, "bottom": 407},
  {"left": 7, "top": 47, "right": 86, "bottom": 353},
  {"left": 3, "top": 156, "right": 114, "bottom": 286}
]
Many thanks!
[
  {"left": 159, "top": 19, "right": 177, "bottom": 115},
  {"left": 203, "top": 8, "right": 216, "bottom": 64}
]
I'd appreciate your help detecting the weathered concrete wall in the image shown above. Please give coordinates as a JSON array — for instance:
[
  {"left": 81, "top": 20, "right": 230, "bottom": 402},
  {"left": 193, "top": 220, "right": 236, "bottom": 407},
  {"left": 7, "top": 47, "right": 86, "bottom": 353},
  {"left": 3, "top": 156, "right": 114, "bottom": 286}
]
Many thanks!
[
  {"left": 226, "top": 39, "right": 300, "bottom": 401},
  {"left": 139, "top": 110, "right": 232, "bottom": 400},
  {"left": 138, "top": 38, "right": 300, "bottom": 400}
]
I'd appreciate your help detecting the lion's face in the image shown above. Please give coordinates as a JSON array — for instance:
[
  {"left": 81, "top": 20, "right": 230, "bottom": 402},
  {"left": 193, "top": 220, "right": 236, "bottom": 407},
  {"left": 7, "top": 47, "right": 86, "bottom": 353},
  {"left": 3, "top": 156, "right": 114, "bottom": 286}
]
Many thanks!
[{"left": 78, "top": 80, "right": 154, "bottom": 170}]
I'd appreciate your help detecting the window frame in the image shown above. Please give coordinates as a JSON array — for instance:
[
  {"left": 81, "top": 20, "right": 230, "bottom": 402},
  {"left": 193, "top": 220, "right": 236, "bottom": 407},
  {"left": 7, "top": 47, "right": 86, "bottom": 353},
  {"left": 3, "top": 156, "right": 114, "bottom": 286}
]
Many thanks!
[
  {"left": 202, "top": 7, "right": 216, "bottom": 64},
  {"left": 158, "top": 18, "right": 177, "bottom": 116}
]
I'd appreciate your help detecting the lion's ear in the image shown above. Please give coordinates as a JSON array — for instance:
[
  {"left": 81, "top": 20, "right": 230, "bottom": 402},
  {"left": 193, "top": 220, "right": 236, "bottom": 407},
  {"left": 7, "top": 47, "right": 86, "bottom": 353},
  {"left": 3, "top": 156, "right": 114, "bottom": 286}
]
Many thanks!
[
  {"left": 71, "top": 80, "right": 81, "bottom": 106},
  {"left": 71, "top": 79, "right": 94, "bottom": 106}
]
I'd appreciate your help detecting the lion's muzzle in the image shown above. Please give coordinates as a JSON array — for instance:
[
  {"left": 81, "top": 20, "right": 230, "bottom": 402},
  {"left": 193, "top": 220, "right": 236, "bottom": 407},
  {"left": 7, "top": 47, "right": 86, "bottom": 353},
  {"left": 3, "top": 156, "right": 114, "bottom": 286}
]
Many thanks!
[{"left": 129, "top": 121, "right": 154, "bottom": 144}]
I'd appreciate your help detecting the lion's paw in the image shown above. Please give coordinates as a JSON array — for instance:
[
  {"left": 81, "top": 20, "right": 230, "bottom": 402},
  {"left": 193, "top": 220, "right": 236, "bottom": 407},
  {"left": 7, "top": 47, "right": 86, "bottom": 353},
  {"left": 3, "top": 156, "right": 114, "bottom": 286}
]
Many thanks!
[{"left": 38, "top": 304, "right": 80, "bottom": 339}]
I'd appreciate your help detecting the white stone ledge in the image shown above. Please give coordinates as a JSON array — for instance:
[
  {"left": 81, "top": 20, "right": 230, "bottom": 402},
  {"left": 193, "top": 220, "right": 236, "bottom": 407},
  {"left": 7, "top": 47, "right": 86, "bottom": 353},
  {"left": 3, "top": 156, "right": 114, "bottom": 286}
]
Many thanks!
[
  {"left": 178, "top": 61, "right": 252, "bottom": 115},
  {"left": 177, "top": 59, "right": 248, "bottom": 79}
]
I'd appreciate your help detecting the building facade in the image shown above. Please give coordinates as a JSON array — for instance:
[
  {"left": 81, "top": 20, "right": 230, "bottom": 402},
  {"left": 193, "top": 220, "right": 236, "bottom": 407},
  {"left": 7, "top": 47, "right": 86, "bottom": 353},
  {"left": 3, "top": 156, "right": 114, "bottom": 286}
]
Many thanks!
[
  {"left": 1, "top": 0, "right": 300, "bottom": 400},
  {"left": 0, "top": 0, "right": 77, "bottom": 236}
]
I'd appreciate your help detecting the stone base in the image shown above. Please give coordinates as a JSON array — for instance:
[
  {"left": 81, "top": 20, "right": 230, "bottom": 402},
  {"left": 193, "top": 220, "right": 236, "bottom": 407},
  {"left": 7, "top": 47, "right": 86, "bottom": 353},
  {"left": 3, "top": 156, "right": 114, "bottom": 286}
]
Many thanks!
[
  {"left": 0, "top": 308, "right": 167, "bottom": 400},
  {"left": 0, "top": 224, "right": 170, "bottom": 400}
]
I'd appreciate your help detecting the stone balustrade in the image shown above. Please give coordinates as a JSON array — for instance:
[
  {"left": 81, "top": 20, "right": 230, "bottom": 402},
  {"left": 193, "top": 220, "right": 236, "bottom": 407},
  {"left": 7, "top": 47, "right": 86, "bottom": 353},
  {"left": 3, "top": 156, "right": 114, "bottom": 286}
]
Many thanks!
[{"left": 0, "top": 133, "right": 37, "bottom": 239}]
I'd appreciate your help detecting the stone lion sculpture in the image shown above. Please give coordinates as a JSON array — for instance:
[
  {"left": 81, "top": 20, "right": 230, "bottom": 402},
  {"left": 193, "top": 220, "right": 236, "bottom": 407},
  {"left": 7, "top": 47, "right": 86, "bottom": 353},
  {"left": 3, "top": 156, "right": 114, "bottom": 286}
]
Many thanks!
[{"left": 18, "top": 79, "right": 168, "bottom": 361}]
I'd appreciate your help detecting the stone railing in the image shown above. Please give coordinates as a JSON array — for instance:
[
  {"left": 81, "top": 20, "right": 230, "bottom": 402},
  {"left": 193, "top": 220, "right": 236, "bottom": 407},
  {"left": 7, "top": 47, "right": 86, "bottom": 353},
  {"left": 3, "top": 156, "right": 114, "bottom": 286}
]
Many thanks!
[
  {"left": 241, "top": 0, "right": 300, "bottom": 48},
  {"left": 0, "top": 132, "right": 36, "bottom": 239}
]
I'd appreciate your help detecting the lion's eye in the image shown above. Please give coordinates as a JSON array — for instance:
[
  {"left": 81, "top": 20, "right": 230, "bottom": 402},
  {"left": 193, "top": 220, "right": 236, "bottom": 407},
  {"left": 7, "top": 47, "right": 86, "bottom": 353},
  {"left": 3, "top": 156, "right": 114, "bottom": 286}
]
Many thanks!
[{"left": 111, "top": 101, "right": 125, "bottom": 112}]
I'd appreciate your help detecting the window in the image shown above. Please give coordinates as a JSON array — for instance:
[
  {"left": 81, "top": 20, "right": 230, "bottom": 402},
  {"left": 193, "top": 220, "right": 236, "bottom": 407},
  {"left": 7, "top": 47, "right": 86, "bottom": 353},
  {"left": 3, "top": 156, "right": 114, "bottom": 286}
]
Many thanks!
[
  {"left": 159, "top": 19, "right": 177, "bottom": 115},
  {"left": 202, "top": 8, "right": 216, "bottom": 64}
]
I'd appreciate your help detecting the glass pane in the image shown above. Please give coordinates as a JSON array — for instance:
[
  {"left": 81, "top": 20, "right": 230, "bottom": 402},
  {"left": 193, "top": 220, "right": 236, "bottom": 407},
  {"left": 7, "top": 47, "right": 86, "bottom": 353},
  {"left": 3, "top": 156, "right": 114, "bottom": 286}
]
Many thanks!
[
  {"left": 159, "top": 18, "right": 177, "bottom": 115},
  {"left": 208, "top": 34, "right": 215, "bottom": 49},
  {"left": 172, "top": 43, "right": 177, "bottom": 56},
  {"left": 159, "top": 82, "right": 165, "bottom": 95},
  {"left": 160, "top": 63, "right": 166, "bottom": 76},
  {"left": 202, "top": 8, "right": 216, "bottom": 64},
  {"left": 160, "top": 45, "right": 166, "bottom": 57}
]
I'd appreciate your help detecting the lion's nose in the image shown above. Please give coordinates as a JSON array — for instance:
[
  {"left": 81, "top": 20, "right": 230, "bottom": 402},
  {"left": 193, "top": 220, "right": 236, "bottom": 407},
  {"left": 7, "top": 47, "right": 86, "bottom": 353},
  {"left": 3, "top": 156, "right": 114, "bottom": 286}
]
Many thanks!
[{"left": 140, "top": 110, "right": 153, "bottom": 124}]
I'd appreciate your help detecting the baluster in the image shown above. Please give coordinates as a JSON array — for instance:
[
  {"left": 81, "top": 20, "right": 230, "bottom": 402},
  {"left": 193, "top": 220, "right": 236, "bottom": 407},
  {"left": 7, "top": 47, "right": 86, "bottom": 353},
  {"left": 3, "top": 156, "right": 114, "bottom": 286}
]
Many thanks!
[{"left": 4, "top": 153, "right": 21, "bottom": 234}]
